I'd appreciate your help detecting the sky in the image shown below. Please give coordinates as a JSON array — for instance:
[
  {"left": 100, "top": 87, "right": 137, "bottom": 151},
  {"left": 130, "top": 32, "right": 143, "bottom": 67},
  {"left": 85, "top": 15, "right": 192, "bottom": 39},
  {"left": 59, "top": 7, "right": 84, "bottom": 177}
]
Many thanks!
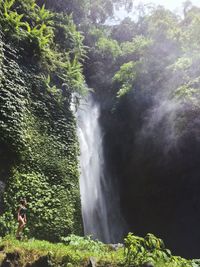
[
  {"left": 132, "top": 0, "right": 200, "bottom": 11},
  {"left": 113, "top": 0, "right": 200, "bottom": 22}
]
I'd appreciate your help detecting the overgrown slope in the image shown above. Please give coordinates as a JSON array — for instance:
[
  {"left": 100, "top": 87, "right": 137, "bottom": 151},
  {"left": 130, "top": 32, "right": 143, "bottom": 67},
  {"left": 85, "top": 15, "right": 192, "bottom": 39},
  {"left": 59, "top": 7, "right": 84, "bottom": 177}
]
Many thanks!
[
  {"left": 0, "top": 234, "right": 195, "bottom": 267},
  {"left": 0, "top": 0, "right": 86, "bottom": 240}
]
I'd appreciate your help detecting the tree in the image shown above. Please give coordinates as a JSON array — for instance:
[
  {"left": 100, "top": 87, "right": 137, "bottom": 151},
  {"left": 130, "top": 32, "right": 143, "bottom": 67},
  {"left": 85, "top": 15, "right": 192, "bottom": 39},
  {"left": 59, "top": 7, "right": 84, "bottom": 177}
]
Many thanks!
[{"left": 36, "top": 0, "right": 134, "bottom": 24}]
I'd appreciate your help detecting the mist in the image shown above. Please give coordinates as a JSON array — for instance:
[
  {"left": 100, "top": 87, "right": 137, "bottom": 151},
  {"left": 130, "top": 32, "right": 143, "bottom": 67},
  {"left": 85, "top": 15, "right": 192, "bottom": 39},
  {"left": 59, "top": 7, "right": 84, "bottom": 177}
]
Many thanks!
[{"left": 92, "top": 2, "right": 200, "bottom": 258}]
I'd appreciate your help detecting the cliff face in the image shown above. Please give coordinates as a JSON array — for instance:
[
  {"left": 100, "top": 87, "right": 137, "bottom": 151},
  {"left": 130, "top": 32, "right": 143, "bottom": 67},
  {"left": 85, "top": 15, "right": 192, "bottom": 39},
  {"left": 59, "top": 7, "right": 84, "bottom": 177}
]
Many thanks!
[
  {"left": 100, "top": 80, "right": 200, "bottom": 259},
  {"left": 0, "top": 0, "right": 84, "bottom": 240},
  {"left": 82, "top": 6, "right": 200, "bottom": 257}
]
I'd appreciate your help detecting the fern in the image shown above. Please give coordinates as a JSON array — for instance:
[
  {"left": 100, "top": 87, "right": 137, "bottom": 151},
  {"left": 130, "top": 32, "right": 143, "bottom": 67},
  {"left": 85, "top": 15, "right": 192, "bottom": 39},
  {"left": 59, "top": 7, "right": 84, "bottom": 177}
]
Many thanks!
[
  {"left": 1, "top": 0, "right": 26, "bottom": 33},
  {"left": 3, "top": 0, "right": 15, "bottom": 16},
  {"left": 33, "top": 4, "right": 54, "bottom": 26}
]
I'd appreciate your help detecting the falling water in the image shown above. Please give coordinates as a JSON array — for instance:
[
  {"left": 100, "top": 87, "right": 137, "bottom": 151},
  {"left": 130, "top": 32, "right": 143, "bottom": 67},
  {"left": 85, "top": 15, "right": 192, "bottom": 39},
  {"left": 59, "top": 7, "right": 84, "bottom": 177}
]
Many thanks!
[
  {"left": 0, "top": 180, "right": 5, "bottom": 211},
  {"left": 77, "top": 94, "right": 125, "bottom": 243}
]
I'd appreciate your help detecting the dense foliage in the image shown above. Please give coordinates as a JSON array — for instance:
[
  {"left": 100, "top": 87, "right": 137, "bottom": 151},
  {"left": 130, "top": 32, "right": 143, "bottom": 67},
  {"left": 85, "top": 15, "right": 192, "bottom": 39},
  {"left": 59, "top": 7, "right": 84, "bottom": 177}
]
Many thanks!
[
  {"left": 124, "top": 233, "right": 192, "bottom": 267},
  {"left": 0, "top": 234, "right": 194, "bottom": 267},
  {"left": 0, "top": 0, "right": 86, "bottom": 240}
]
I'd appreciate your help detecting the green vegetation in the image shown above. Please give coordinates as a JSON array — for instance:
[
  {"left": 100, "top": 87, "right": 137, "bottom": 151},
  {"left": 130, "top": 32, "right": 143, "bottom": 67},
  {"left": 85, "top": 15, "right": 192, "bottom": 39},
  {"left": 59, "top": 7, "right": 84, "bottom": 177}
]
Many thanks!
[
  {"left": 0, "top": 0, "right": 200, "bottom": 263},
  {"left": 0, "top": 234, "right": 194, "bottom": 267},
  {"left": 0, "top": 0, "right": 85, "bottom": 241},
  {"left": 124, "top": 233, "right": 192, "bottom": 267}
]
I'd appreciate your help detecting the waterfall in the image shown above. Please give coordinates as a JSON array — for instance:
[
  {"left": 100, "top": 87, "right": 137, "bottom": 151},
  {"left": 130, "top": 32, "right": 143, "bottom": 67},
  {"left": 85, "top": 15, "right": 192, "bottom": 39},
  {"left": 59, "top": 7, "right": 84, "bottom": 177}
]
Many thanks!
[
  {"left": 0, "top": 180, "right": 5, "bottom": 211},
  {"left": 77, "top": 94, "right": 125, "bottom": 243}
]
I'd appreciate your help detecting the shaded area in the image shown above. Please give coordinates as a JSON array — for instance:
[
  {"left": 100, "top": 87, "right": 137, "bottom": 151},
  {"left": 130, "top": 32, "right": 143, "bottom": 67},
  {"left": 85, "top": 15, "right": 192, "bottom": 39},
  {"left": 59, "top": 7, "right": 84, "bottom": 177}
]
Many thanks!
[{"left": 101, "top": 93, "right": 200, "bottom": 259}]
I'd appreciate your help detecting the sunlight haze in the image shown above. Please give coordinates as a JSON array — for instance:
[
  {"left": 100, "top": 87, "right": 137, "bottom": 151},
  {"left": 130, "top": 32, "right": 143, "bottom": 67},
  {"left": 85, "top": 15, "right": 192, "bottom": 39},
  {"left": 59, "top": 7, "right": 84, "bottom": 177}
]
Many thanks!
[
  {"left": 114, "top": 0, "right": 200, "bottom": 22},
  {"left": 133, "top": 0, "right": 200, "bottom": 10}
]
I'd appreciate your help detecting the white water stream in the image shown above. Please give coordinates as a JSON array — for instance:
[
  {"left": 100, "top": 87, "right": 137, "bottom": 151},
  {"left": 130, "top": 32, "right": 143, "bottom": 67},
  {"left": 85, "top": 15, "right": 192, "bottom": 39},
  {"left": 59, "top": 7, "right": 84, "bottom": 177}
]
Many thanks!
[
  {"left": 77, "top": 94, "right": 125, "bottom": 243},
  {"left": 0, "top": 180, "right": 5, "bottom": 211}
]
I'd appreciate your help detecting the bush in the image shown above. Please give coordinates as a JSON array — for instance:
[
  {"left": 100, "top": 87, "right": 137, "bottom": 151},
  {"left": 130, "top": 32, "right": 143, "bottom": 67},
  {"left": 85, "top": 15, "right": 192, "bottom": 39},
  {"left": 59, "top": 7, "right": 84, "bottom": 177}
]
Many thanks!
[
  {"left": 2, "top": 171, "right": 80, "bottom": 241},
  {"left": 61, "top": 234, "right": 107, "bottom": 254},
  {"left": 124, "top": 233, "right": 192, "bottom": 267}
]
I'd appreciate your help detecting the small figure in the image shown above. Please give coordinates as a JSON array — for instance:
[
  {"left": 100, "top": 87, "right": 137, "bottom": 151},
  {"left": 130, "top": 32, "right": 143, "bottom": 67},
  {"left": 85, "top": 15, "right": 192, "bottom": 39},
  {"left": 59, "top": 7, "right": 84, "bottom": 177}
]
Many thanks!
[{"left": 16, "top": 198, "right": 27, "bottom": 240}]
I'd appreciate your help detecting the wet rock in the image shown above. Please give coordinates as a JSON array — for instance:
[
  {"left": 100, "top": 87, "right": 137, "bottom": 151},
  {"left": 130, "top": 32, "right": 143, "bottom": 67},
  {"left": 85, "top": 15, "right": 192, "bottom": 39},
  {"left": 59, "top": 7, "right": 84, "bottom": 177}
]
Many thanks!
[
  {"left": 1, "top": 251, "right": 20, "bottom": 267},
  {"left": 0, "top": 245, "right": 5, "bottom": 251},
  {"left": 108, "top": 243, "right": 124, "bottom": 251},
  {"left": 142, "top": 262, "right": 154, "bottom": 267},
  {"left": 1, "top": 260, "right": 12, "bottom": 267},
  {"left": 28, "top": 255, "right": 52, "bottom": 267},
  {"left": 5, "top": 252, "right": 20, "bottom": 261},
  {"left": 87, "top": 257, "right": 96, "bottom": 267}
]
